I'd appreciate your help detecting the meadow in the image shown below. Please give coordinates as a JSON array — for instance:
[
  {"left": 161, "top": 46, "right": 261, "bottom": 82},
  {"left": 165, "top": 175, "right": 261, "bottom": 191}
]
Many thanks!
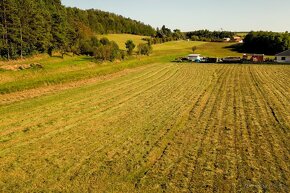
[
  {"left": 99, "top": 34, "right": 148, "bottom": 50},
  {"left": 0, "top": 35, "right": 289, "bottom": 193}
]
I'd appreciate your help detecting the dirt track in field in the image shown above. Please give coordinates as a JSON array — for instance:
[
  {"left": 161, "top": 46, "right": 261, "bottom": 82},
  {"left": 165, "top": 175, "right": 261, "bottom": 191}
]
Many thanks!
[{"left": 0, "top": 63, "right": 289, "bottom": 192}]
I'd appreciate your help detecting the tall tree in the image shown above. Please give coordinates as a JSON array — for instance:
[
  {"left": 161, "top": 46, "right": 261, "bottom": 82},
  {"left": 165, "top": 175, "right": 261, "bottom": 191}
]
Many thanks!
[
  {"left": 0, "top": 0, "right": 20, "bottom": 59},
  {"left": 125, "top": 40, "right": 135, "bottom": 55}
]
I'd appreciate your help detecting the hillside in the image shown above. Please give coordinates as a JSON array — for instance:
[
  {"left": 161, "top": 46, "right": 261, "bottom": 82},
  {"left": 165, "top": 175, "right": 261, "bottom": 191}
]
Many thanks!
[
  {"left": 0, "top": 0, "right": 155, "bottom": 60},
  {"left": 0, "top": 41, "right": 241, "bottom": 95}
]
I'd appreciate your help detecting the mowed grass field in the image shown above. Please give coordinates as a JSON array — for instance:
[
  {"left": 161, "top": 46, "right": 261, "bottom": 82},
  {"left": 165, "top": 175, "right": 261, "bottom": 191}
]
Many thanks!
[{"left": 0, "top": 38, "right": 289, "bottom": 192}]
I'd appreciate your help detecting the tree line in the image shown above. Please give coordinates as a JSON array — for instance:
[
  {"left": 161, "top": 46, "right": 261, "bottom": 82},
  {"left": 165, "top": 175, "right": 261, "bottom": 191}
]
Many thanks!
[
  {"left": 242, "top": 31, "right": 290, "bottom": 55},
  {"left": 143, "top": 28, "right": 236, "bottom": 44},
  {"left": 185, "top": 30, "right": 236, "bottom": 42},
  {"left": 143, "top": 25, "right": 185, "bottom": 45},
  {"left": 0, "top": 0, "right": 156, "bottom": 60}
]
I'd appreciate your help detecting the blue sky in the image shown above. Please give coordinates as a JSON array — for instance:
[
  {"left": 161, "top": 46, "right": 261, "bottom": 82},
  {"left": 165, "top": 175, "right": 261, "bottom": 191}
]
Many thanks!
[{"left": 61, "top": 0, "right": 290, "bottom": 32}]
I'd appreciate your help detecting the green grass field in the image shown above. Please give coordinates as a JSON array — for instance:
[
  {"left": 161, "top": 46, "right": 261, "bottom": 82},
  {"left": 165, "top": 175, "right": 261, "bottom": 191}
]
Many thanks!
[
  {"left": 99, "top": 34, "right": 148, "bottom": 50},
  {"left": 0, "top": 37, "right": 289, "bottom": 193},
  {"left": 0, "top": 39, "right": 240, "bottom": 94}
]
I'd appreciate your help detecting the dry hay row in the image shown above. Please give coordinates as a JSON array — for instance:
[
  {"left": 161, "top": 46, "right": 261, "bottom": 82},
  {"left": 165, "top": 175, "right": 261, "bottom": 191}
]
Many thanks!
[
  {"left": 252, "top": 67, "right": 289, "bottom": 152},
  {"left": 0, "top": 63, "right": 148, "bottom": 106},
  {"left": 145, "top": 65, "right": 229, "bottom": 192},
  {"left": 135, "top": 65, "right": 233, "bottom": 192},
  {"left": 211, "top": 66, "right": 242, "bottom": 193},
  {"left": 0, "top": 65, "right": 175, "bottom": 151},
  {"left": 239, "top": 67, "right": 290, "bottom": 192},
  {"left": 187, "top": 65, "right": 236, "bottom": 193},
  {"left": 0, "top": 64, "right": 182, "bottom": 192},
  {"left": 7, "top": 64, "right": 204, "bottom": 191},
  {"left": 59, "top": 65, "right": 188, "bottom": 183},
  {"left": 251, "top": 66, "right": 289, "bottom": 131},
  {"left": 0, "top": 65, "right": 179, "bottom": 191},
  {"left": 132, "top": 65, "right": 215, "bottom": 189},
  {"left": 0, "top": 65, "right": 172, "bottom": 153},
  {"left": 260, "top": 66, "right": 290, "bottom": 101},
  {"left": 246, "top": 67, "right": 289, "bottom": 192},
  {"left": 234, "top": 65, "right": 270, "bottom": 193},
  {"left": 0, "top": 64, "right": 169, "bottom": 129},
  {"left": 0, "top": 66, "right": 178, "bottom": 157},
  {"left": 249, "top": 66, "right": 289, "bottom": 148},
  {"left": 44, "top": 64, "right": 211, "bottom": 190},
  {"left": 61, "top": 64, "right": 208, "bottom": 189}
]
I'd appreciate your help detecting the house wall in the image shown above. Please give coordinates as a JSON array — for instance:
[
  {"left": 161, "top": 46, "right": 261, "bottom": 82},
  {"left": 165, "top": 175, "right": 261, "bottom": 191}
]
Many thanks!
[{"left": 276, "top": 56, "right": 290, "bottom": 63}]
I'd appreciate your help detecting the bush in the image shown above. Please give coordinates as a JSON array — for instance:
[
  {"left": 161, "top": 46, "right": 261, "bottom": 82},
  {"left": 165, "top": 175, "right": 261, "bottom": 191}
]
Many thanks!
[
  {"left": 94, "top": 41, "right": 121, "bottom": 61},
  {"left": 137, "top": 43, "right": 152, "bottom": 55},
  {"left": 100, "top": 37, "right": 110, "bottom": 46},
  {"left": 125, "top": 40, "right": 136, "bottom": 55}
]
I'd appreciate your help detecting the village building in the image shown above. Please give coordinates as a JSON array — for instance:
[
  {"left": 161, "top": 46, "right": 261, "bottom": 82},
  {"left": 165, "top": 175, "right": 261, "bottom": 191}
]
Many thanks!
[
  {"left": 233, "top": 36, "right": 243, "bottom": 43},
  {"left": 223, "top": 37, "right": 231, "bottom": 42},
  {"left": 275, "top": 50, "right": 290, "bottom": 63}
]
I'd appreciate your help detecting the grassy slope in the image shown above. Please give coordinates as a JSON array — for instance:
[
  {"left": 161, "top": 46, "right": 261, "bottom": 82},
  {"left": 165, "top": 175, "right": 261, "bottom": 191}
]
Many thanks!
[
  {"left": 195, "top": 42, "right": 242, "bottom": 57},
  {"left": 0, "top": 37, "right": 240, "bottom": 94},
  {"left": 99, "top": 34, "right": 148, "bottom": 50}
]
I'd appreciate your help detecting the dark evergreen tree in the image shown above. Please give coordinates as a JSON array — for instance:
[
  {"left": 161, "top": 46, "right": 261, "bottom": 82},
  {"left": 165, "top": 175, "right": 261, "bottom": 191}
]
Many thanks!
[
  {"left": 125, "top": 40, "right": 135, "bottom": 55},
  {"left": 0, "top": 0, "right": 156, "bottom": 59}
]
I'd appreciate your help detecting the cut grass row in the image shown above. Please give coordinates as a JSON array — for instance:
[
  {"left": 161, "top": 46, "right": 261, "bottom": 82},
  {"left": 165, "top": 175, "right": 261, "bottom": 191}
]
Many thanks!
[{"left": 1, "top": 63, "right": 289, "bottom": 192}]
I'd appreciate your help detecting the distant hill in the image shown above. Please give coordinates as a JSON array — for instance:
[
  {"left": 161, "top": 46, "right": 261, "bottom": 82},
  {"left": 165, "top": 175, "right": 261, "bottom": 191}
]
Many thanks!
[{"left": 0, "top": 0, "right": 156, "bottom": 59}]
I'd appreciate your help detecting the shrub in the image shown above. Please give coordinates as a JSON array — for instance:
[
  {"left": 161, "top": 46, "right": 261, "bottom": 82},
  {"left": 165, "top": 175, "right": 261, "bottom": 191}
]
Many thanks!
[
  {"left": 94, "top": 41, "right": 121, "bottom": 61},
  {"left": 125, "top": 40, "right": 136, "bottom": 55},
  {"left": 137, "top": 43, "right": 152, "bottom": 55}
]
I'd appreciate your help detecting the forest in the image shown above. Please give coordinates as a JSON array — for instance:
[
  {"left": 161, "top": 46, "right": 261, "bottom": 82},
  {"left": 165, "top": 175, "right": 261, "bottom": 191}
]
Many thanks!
[
  {"left": 185, "top": 30, "right": 236, "bottom": 42},
  {"left": 0, "top": 0, "right": 155, "bottom": 59},
  {"left": 242, "top": 31, "right": 290, "bottom": 55}
]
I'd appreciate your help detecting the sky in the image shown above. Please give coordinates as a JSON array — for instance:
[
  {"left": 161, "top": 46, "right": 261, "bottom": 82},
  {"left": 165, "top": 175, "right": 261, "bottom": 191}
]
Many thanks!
[{"left": 61, "top": 0, "right": 290, "bottom": 32}]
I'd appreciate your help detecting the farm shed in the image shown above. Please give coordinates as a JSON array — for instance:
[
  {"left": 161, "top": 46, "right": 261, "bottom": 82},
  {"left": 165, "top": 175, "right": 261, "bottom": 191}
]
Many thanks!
[
  {"left": 275, "top": 50, "right": 290, "bottom": 63},
  {"left": 188, "top": 54, "right": 202, "bottom": 62},
  {"left": 243, "top": 54, "right": 264, "bottom": 62},
  {"left": 233, "top": 36, "right": 243, "bottom": 43}
]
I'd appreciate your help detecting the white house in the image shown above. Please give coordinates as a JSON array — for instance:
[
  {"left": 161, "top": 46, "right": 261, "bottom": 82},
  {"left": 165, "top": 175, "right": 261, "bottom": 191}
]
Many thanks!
[
  {"left": 188, "top": 54, "right": 202, "bottom": 62},
  {"left": 223, "top": 37, "right": 231, "bottom": 42},
  {"left": 275, "top": 50, "right": 290, "bottom": 63}
]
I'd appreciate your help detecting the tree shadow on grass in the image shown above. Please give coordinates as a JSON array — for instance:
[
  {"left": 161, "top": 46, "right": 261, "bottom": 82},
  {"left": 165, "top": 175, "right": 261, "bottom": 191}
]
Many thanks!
[{"left": 224, "top": 43, "right": 245, "bottom": 53}]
